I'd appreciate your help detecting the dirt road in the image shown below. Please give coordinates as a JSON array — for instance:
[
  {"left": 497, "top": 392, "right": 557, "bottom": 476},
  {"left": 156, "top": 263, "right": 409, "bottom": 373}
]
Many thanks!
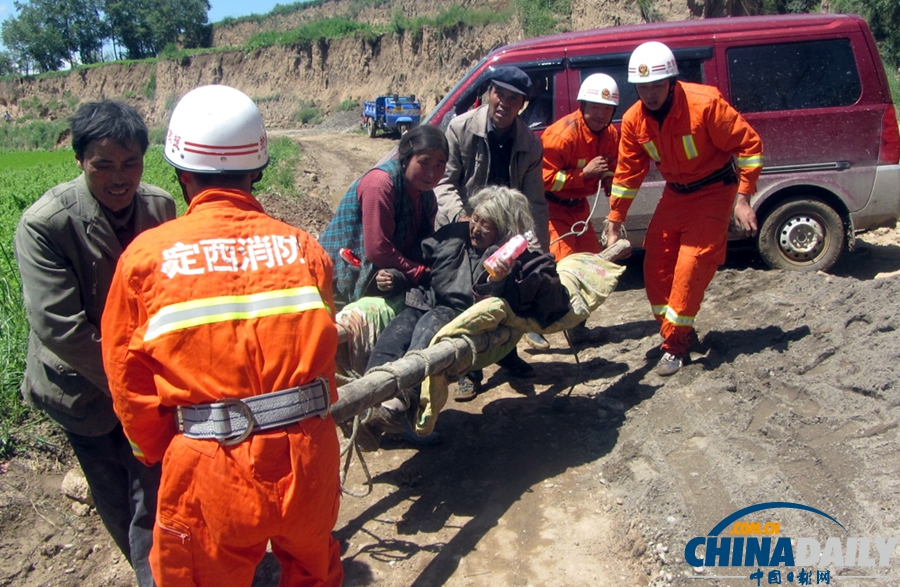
[{"left": 3, "top": 124, "right": 900, "bottom": 587}]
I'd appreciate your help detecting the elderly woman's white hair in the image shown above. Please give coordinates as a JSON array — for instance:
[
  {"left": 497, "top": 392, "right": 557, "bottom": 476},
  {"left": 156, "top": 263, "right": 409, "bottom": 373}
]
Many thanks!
[{"left": 468, "top": 185, "right": 535, "bottom": 244}]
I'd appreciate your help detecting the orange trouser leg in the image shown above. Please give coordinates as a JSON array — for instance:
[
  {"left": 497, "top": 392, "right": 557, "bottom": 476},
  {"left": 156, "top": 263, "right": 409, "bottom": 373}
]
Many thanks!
[
  {"left": 643, "top": 185, "right": 734, "bottom": 356},
  {"left": 151, "top": 417, "right": 342, "bottom": 587},
  {"left": 547, "top": 200, "right": 601, "bottom": 261}
]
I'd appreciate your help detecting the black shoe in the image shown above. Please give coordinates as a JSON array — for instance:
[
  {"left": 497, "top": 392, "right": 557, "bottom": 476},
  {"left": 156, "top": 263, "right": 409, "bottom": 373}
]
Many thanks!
[
  {"left": 454, "top": 376, "right": 481, "bottom": 402},
  {"left": 395, "top": 413, "right": 442, "bottom": 446},
  {"left": 565, "top": 322, "right": 609, "bottom": 346},
  {"left": 365, "top": 405, "right": 406, "bottom": 435},
  {"left": 344, "top": 412, "right": 383, "bottom": 452},
  {"left": 354, "top": 405, "right": 405, "bottom": 451},
  {"left": 500, "top": 352, "right": 536, "bottom": 378},
  {"left": 524, "top": 331, "right": 550, "bottom": 350}
]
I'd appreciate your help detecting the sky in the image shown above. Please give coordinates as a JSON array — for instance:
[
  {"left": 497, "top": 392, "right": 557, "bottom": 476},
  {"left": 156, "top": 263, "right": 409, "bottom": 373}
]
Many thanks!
[
  {"left": 207, "top": 0, "right": 292, "bottom": 24},
  {"left": 0, "top": 0, "right": 292, "bottom": 49}
]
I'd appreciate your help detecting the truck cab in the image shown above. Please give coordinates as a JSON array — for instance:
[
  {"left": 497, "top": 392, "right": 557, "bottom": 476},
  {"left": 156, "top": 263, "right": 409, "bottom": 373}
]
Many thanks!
[{"left": 362, "top": 94, "right": 422, "bottom": 137}]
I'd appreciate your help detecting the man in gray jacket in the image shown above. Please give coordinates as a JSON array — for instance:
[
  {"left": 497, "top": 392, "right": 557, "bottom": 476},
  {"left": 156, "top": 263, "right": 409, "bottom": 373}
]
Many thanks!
[
  {"left": 434, "top": 65, "right": 552, "bottom": 377},
  {"left": 15, "top": 100, "right": 175, "bottom": 587},
  {"left": 434, "top": 66, "right": 549, "bottom": 251}
]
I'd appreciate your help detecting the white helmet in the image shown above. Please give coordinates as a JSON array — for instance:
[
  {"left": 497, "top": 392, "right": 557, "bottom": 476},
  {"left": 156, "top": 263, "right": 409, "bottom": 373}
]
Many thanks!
[
  {"left": 165, "top": 85, "right": 269, "bottom": 173},
  {"left": 577, "top": 73, "right": 620, "bottom": 106},
  {"left": 628, "top": 41, "right": 679, "bottom": 84}
]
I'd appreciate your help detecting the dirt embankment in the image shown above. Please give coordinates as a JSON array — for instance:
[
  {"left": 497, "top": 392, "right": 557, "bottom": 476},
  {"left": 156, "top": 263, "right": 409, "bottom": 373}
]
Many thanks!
[{"left": 0, "top": 0, "right": 699, "bottom": 131}]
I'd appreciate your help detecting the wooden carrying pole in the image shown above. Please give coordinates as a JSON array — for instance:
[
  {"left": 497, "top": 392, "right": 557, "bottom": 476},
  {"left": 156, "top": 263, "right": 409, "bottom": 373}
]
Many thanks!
[
  {"left": 327, "top": 239, "right": 631, "bottom": 425},
  {"left": 329, "top": 325, "right": 512, "bottom": 424}
]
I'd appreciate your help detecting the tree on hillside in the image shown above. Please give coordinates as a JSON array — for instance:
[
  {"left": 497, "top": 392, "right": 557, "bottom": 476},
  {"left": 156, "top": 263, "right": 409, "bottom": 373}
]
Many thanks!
[
  {"left": 1, "top": 0, "right": 107, "bottom": 71},
  {"left": 105, "top": 0, "right": 210, "bottom": 59},
  {"left": 831, "top": 0, "right": 900, "bottom": 67},
  {"left": 0, "top": 51, "right": 17, "bottom": 75},
  {"left": 1, "top": 0, "right": 210, "bottom": 71},
  {"left": 2, "top": 1, "right": 68, "bottom": 72}
]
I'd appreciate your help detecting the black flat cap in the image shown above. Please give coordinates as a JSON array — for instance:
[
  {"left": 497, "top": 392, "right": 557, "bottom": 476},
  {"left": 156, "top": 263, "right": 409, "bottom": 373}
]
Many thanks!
[{"left": 490, "top": 66, "right": 533, "bottom": 96}]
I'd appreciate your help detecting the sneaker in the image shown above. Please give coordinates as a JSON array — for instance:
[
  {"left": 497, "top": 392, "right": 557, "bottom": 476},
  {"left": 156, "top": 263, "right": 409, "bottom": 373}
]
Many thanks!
[
  {"left": 657, "top": 352, "right": 683, "bottom": 377},
  {"left": 454, "top": 376, "right": 481, "bottom": 402},
  {"left": 565, "top": 322, "right": 609, "bottom": 346},
  {"left": 524, "top": 331, "right": 550, "bottom": 350},
  {"left": 499, "top": 352, "right": 536, "bottom": 378}
]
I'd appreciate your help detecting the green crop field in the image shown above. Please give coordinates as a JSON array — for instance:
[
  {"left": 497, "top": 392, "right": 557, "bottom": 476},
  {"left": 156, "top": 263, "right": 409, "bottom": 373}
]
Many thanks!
[{"left": 0, "top": 138, "right": 302, "bottom": 457}]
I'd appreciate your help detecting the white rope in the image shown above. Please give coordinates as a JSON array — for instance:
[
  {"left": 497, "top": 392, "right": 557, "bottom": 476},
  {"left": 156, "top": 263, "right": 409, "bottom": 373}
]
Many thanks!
[
  {"left": 405, "top": 349, "right": 434, "bottom": 377},
  {"left": 548, "top": 183, "right": 605, "bottom": 247},
  {"left": 339, "top": 415, "right": 374, "bottom": 497}
]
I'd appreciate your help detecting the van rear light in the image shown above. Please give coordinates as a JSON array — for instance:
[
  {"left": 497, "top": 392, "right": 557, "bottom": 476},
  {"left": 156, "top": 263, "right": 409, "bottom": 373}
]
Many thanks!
[{"left": 878, "top": 106, "right": 900, "bottom": 165}]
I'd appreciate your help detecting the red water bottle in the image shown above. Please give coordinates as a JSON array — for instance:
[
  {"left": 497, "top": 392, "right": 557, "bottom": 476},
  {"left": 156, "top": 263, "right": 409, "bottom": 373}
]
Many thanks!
[{"left": 483, "top": 231, "right": 533, "bottom": 279}]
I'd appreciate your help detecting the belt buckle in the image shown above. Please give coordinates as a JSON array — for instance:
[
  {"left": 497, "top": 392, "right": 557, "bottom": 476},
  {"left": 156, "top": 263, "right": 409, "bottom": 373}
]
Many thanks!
[{"left": 216, "top": 397, "right": 256, "bottom": 446}]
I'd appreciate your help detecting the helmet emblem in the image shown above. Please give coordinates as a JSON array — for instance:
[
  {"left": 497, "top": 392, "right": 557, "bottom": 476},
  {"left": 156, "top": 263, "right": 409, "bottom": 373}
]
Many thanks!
[
  {"left": 638, "top": 64, "right": 650, "bottom": 77},
  {"left": 601, "top": 88, "right": 610, "bottom": 99}
]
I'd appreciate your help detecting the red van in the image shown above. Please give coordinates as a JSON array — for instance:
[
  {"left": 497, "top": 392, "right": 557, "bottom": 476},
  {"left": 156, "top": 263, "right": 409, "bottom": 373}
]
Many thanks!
[{"left": 423, "top": 14, "right": 900, "bottom": 272}]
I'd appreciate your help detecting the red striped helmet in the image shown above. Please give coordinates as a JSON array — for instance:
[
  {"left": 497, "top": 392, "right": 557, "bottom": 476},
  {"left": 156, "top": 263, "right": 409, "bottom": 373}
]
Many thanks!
[
  {"left": 165, "top": 85, "right": 269, "bottom": 173},
  {"left": 628, "top": 42, "right": 678, "bottom": 84}
]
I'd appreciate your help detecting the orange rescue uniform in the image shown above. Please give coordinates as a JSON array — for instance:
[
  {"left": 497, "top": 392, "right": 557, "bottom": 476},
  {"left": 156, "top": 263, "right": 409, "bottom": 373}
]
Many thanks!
[
  {"left": 609, "top": 81, "right": 763, "bottom": 356},
  {"left": 102, "top": 188, "right": 343, "bottom": 587},
  {"left": 542, "top": 109, "right": 619, "bottom": 260}
]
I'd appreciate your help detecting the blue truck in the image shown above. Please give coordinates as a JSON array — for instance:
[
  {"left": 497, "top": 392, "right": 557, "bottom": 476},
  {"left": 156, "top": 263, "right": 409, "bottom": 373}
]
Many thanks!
[{"left": 361, "top": 94, "right": 421, "bottom": 137}]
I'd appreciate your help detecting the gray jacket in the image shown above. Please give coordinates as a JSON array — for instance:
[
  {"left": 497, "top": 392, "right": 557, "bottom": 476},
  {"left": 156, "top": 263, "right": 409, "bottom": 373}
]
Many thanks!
[
  {"left": 434, "top": 104, "right": 549, "bottom": 250},
  {"left": 14, "top": 174, "right": 175, "bottom": 436}
]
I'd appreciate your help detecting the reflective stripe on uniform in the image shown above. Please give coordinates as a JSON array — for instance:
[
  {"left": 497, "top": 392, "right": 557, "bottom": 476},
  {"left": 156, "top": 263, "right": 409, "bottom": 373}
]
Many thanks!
[
  {"left": 651, "top": 304, "right": 667, "bottom": 318},
  {"left": 145, "top": 286, "right": 327, "bottom": 341},
  {"left": 551, "top": 170, "right": 567, "bottom": 192},
  {"left": 642, "top": 140, "right": 660, "bottom": 162},
  {"left": 129, "top": 439, "right": 145, "bottom": 459},
  {"left": 682, "top": 135, "right": 699, "bottom": 159},
  {"left": 665, "top": 306, "right": 695, "bottom": 327},
  {"left": 737, "top": 154, "right": 763, "bottom": 169},
  {"left": 611, "top": 184, "right": 638, "bottom": 200}
]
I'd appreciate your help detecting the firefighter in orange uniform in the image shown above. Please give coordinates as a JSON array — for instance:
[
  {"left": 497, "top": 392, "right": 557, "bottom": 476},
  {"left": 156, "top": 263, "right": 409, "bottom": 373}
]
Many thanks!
[
  {"left": 101, "top": 85, "right": 343, "bottom": 586},
  {"left": 540, "top": 73, "right": 621, "bottom": 346},
  {"left": 542, "top": 73, "right": 620, "bottom": 260},
  {"left": 606, "top": 41, "right": 763, "bottom": 376}
]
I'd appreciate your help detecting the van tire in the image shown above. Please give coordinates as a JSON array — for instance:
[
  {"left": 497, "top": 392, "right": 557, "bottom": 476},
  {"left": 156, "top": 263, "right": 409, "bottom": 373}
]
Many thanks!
[
  {"left": 398, "top": 122, "right": 410, "bottom": 135},
  {"left": 757, "top": 198, "right": 844, "bottom": 272},
  {"left": 366, "top": 118, "right": 376, "bottom": 138}
]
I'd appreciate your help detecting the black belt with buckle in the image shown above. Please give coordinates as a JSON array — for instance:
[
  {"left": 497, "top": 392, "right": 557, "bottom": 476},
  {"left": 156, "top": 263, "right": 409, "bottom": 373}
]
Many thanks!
[
  {"left": 668, "top": 160, "right": 738, "bottom": 194},
  {"left": 545, "top": 192, "right": 583, "bottom": 207}
]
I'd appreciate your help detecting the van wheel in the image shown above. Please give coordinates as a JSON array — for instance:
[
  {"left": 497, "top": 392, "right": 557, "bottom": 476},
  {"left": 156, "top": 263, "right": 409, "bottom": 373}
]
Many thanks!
[
  {"left": 398, "top": 122, "right": 410, "bottom": 135},
  {"left": 366, "top": 118, "right": 376, "bottom": 138},
  {"left": 757, "top": 198, "right": 844, "bottom": 272}
]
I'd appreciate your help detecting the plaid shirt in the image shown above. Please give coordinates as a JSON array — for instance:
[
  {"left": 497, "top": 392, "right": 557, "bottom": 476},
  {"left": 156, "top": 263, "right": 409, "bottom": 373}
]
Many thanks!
[{"left": 319, "top": 157, "right": 435, "bottom": 304}]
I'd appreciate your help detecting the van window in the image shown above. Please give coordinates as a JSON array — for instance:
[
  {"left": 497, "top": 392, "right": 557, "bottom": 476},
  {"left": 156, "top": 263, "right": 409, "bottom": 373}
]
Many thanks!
[
  {"left": 727, "top": 39, "right": 862, "bottom": 113},
  {"left": 577, "top": 57, "right": 706, "bottom": 120},
  {"left": 436, "top": 64, "right": 562, "bottom": 131},
  {"left": 521, "top": 71, "right": 556, "bottom": 130}
]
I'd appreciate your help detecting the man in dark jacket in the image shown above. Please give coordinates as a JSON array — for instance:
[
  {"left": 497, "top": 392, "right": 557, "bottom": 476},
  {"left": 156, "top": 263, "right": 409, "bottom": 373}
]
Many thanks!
[
  {"left": 15, "top": 100, "right": 175, "bottom": 587},
  {"left": 359, "top": 186, "right": 569, "bottom": 449},
  {"left": 435, "top": 65, "right": 553, "bottom": 362}
]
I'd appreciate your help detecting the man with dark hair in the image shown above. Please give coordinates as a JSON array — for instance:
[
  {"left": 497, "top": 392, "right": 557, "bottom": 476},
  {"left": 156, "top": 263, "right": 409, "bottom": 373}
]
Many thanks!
[
  {"left": 435, "top": 65, "right": 548, "bottom": 250},
  {"left": 15, "top": 100, "right": 175, "bottom": 587},
  {"left": 101, "top": 85, "right": 343, "bottom": 586},
  {"left": 434, "top": 65, "right": 550, "bottom": 375}
]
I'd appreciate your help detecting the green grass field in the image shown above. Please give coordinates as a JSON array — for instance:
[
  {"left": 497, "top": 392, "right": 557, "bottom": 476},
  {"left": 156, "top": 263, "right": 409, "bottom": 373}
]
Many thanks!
[{"left": 0, "top": 137, "right": 302, "bottom": 457}]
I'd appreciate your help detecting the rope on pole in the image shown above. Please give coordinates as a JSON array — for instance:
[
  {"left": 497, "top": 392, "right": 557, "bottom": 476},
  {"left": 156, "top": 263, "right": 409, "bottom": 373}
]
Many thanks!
[{"left": 329, "top": 325, "right": 512, "bottom": 424}]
